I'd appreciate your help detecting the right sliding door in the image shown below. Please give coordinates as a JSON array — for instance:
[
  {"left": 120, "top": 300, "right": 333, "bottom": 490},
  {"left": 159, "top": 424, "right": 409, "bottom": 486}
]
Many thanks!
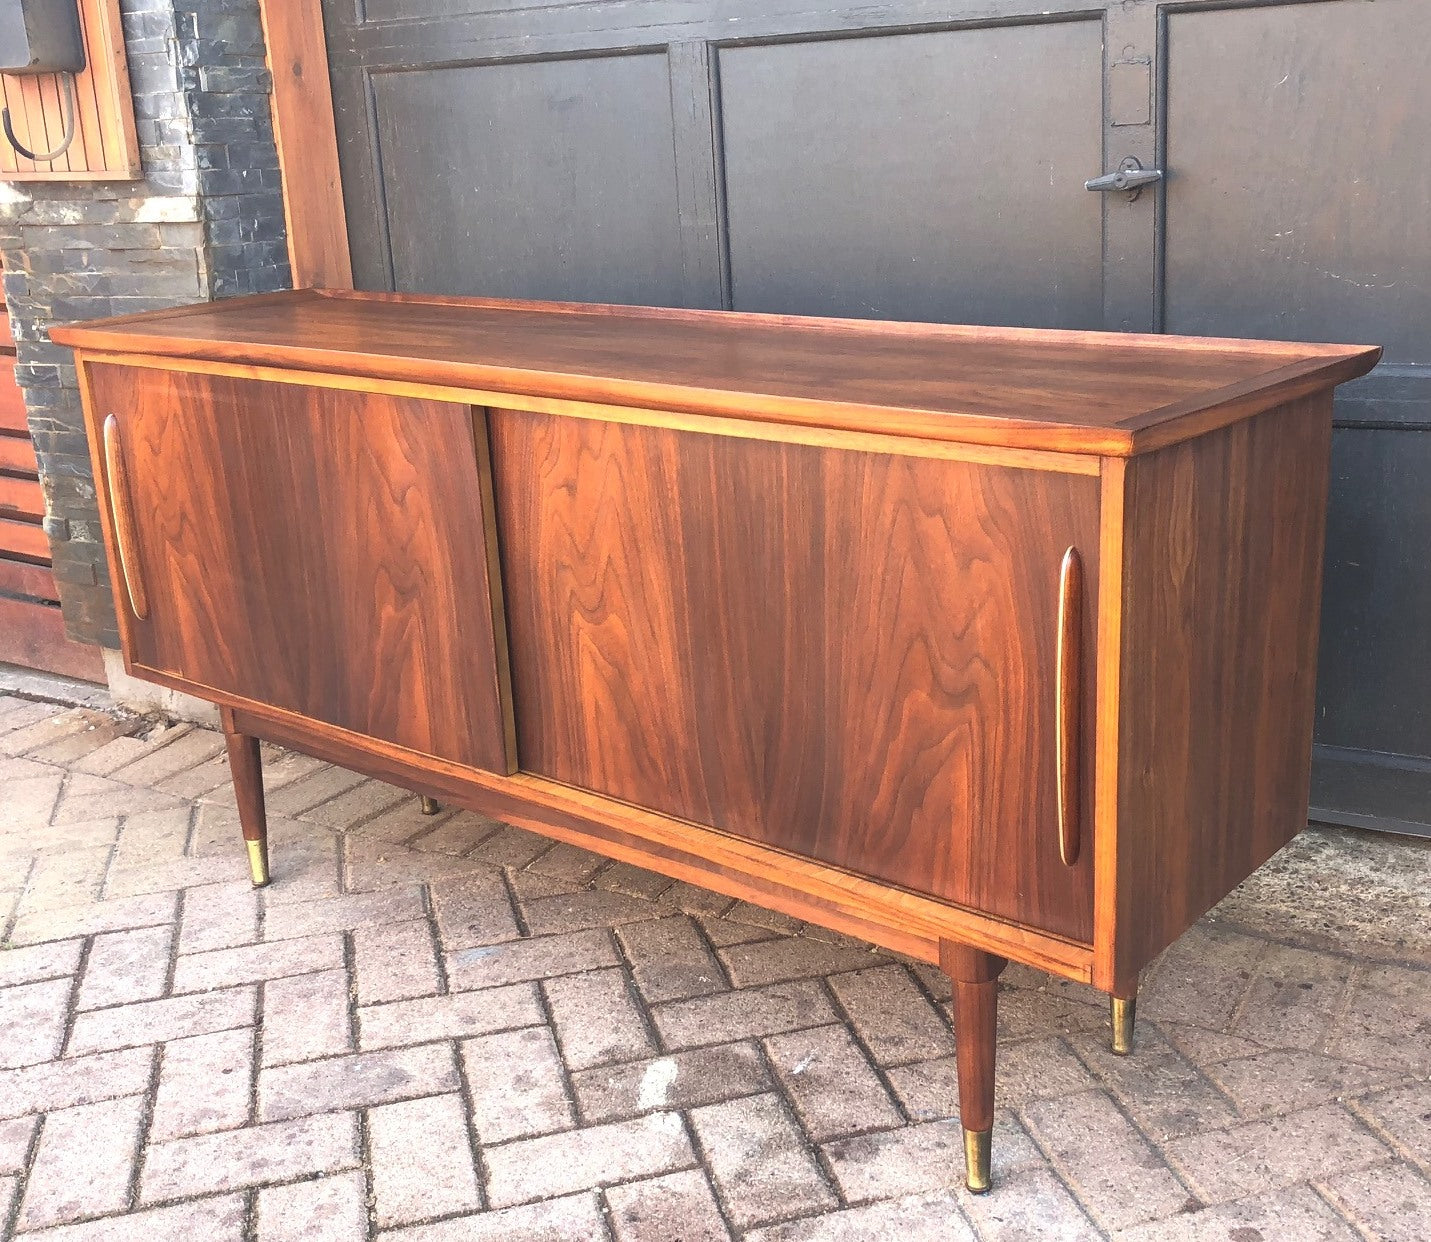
[{"left": 488, "top": 409, "right": 1100, "bottom": 942}]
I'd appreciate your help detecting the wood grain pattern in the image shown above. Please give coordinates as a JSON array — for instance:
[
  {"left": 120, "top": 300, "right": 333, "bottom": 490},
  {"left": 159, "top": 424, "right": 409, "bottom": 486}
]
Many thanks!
[
  {"left": 83, "top": 361, "right": 513, "bottom": 774},
  {"left": 0, "top": 0, "right": 140, "bottom": 181},
  {"left": 257, "top": 0, "right": 352, "bottom": 288},
  {"left": 50, "top": 289, "right": 1381, "bottom": 457},
  {"left": 67, "top": 347, "right": 1103, "bottom": 478},
  {"left": 1097, "top": 393, "right": 1335, "bottom": 992},
  {"left": 61, "top": 290, "right": 1370, "bottom": 1198},
  {"left": 491, "top": 409, "right": 1100, "bottom": 941}
]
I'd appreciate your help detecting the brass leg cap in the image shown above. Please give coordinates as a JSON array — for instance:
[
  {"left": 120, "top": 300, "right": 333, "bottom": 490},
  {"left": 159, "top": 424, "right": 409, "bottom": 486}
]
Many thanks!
[
  {"left": 1111, "top": 995, "right": 1136, "bottom": 1056},
  {"left": 246, "top": 838, "right": 270, "bottom": 888},
  {"left": 419, "top": 796, "right": 441, "bottom": 816},
  {"left": 963, "top": 1127, "right": 992, "bottom": 1194}
]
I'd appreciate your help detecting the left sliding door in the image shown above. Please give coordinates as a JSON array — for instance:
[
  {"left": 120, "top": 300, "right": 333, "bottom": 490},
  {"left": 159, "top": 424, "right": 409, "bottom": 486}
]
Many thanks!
[{"left": 81, "top": 362, "right": 514, "bottom": 774}]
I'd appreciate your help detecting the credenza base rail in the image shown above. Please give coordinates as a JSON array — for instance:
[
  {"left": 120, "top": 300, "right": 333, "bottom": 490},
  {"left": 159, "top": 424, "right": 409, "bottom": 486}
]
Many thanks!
[{"left": 210, "top": 686, "right": 1096, "bottom": 982}]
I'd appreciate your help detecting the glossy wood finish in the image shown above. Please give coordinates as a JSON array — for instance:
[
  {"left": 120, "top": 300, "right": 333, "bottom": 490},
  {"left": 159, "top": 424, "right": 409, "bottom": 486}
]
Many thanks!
[
  {"left": 82, "top": 362, "right": 514, "bottom": 774},
  {"left": 49, "top": 289, "right": 1380, "bottom": 457},
  {"left": 60, "top": 291, "right": 1379, "bottom": 1194},
  {"left": 492, "top": 408, "right": 1099, "bottom": 941},
  {"left": 1098, "top": 393, "right": 1336, "bottom": 992},
  {"left": 64, "top": 348, "right": 1104, "bottom": 481}
]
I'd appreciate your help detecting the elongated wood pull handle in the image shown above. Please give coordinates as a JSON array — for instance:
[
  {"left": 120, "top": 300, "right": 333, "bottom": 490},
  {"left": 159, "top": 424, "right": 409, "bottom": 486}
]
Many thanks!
[
  {"left": 102, "top": 414, "right": 149, "bottom": 620},
  {"left": 1056, "top": 546, "right": 1083, "bottom": 866}
]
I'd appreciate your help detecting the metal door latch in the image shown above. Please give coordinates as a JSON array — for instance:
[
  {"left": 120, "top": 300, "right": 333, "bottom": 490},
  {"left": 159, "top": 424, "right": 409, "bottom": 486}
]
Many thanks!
[{"left": 1085, "top": 157, "right": 1164, "bottom": 200}]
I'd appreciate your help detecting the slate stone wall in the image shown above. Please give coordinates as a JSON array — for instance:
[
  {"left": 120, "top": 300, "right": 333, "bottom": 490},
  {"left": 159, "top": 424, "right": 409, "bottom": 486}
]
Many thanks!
[{"left": 0, "top": 0, "right": 289, "bottom": 649}]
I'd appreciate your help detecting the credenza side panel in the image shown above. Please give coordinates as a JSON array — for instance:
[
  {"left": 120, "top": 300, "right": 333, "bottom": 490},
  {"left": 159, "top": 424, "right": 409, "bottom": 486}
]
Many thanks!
[
  {"left": 490, "top": 409, "right": 1099, "bottom": 942},
  {"left": 1111, "top": 392, "right": 1334, "bottom": 986},
  {"left": 83, "top": 362, "right": 515, "bottom": 774}
]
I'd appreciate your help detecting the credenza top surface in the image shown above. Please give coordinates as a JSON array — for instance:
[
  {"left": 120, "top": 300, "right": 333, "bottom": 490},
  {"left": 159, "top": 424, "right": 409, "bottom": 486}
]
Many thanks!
[{"left": 54, "top": 289, "right": 1380, "bottom": 456}]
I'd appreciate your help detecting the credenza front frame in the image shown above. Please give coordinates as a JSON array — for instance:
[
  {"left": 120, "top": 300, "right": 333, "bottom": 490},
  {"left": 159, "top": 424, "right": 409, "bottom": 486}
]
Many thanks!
[{"left": 75, "top": 347, "right": 1121, "bottom": 985}]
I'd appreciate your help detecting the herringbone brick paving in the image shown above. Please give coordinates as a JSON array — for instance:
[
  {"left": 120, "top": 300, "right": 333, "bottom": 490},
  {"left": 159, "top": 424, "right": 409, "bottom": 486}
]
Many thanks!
[{"left": 0, "top": 686, "right": 1428, "bottom": 1241}]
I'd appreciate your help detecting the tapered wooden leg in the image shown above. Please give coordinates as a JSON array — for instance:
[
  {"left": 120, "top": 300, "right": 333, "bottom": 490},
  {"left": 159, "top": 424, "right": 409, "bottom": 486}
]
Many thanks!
[
  {"left": 940, "top": 940, "right": 1008, "bottom": 1194},
  {"left": 220, "top": 707, "right": 269, "bottom": 888},
  {"left": 1111, "top": 989, "right": 1137, "bottom": 1056},
  {"left": 419, "top": 796, "right": 441, "bottom": 816}
]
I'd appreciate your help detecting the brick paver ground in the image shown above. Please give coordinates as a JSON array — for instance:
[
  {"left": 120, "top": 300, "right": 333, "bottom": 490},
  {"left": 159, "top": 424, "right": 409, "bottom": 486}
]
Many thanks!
[{"left": 1, "top": 685, "right": 1429, "bottom": 1241}]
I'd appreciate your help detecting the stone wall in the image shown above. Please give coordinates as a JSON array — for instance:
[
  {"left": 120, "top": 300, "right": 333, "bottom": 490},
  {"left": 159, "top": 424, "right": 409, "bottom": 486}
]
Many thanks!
[{"left": 0, "top": 0, "right": 288, "bottom": 650}]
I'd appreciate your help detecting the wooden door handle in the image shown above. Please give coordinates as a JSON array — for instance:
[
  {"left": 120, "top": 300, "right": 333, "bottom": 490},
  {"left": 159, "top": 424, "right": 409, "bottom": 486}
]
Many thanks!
[
  {"left": 1056, "top": 546, "right": 1083, "bottom": 866},
  {"left": 102, "top": 413, "right": 149, "bottom": 620}
]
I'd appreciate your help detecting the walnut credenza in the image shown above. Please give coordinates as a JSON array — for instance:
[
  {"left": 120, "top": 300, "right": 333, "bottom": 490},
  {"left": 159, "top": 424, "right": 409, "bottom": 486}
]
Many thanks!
[{"left": 54, "top": 290, "right": 1379, "bottom": 1193}]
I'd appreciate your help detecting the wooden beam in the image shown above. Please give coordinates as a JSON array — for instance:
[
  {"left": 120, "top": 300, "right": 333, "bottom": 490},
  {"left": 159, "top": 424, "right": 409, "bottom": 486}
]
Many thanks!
[{"left": 258, "top": 0, "right": 353, "bottom": 290}]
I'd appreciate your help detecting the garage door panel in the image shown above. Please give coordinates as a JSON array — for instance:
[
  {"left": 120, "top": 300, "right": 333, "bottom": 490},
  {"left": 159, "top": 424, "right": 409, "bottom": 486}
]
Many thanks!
[
  {"left": 364, "top": 0, "right": 592, "bottom": 23},
  {"left": 1318, "top": 426, "right": 1431, "bottom": 759},
  {"left": 1164, "top": 0, "right": 1431, "bottom": 831},
  {"left": 370, "top": 52, "right": 687, "bottom": 306},
  {"left": 717, "top": 20, "right": 1105, "bottom": 327},
  {"left": 1163, "top": 1, "right": 1431, "bottom": 362},
  {"left": 341, "top": 0, "right": 1104, "bottom": 49}
]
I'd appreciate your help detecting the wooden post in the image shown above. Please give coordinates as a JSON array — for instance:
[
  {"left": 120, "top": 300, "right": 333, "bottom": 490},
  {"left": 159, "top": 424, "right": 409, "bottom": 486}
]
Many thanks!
[{"left": 257, "top": 0, "right": 353, "bottom": 290}]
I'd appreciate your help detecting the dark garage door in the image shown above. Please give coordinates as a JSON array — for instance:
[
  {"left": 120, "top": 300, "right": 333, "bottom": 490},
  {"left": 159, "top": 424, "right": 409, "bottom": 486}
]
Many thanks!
[{"left": 323, "top": 0, "right": 1430, "bottom": 835}]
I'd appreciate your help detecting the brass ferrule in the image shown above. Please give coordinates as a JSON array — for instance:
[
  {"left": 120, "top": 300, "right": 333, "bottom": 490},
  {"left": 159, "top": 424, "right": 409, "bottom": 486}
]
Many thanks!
[
  {"left": 246, "top": 838, "right": 270, "bottom": 888},
  {"left": 963, "top": 1127, "right": 992, "bottom": 1194},
  {"left": 1111, "top": 995, "right": 1136, "bottom": 1056}
]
